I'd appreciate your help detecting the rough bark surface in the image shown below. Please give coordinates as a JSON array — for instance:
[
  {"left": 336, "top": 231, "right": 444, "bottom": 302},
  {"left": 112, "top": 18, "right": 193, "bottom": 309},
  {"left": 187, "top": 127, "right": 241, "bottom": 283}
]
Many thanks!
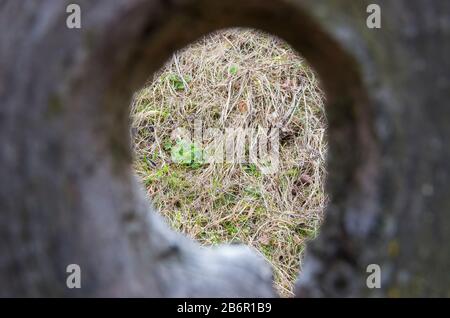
[{"left": 0, "top": 0, "right": 449, "bottom": 297}]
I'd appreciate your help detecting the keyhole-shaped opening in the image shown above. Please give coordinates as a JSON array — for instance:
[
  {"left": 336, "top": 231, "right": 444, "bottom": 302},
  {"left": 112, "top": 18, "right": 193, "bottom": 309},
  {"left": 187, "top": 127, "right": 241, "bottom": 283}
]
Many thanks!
[{"left": 130, "top": 28, "right": 327, "bottom": 296}]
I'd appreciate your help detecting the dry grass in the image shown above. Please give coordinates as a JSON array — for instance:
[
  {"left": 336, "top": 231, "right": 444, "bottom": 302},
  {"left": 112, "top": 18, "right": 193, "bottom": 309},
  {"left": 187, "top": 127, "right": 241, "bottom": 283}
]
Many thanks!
[{"left": 130, "top": 28, "right": 327, "bottom": 297}]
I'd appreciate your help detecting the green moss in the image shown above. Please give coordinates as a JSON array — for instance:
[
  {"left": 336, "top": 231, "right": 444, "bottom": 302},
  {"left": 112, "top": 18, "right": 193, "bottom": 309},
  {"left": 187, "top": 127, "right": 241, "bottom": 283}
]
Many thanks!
[
  {"left": 244, "top": 186, "right": 261, "bottom": 199},
  {"left": 295, "top": 223, "right": 316, "bottom": 239},
  {"left": 222, "top": 221, "right": 239, "bottom": 236},
  {"left": 243, "top": 163, "right": 261, "bottom": 177}
]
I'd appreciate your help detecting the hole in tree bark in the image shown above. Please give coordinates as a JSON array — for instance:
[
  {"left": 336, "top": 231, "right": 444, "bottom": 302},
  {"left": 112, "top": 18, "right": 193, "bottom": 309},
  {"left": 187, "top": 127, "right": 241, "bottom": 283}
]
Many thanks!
[
  {"left": 130, "top": 28, "right": 328, "bottom": 296},
  {"left": 1, "top": 0, "right": 382, "bottom": 297}
]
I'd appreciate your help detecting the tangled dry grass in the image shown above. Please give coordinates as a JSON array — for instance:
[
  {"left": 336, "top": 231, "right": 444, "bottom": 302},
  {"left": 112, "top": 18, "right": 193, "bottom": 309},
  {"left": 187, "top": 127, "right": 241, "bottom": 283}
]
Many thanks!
[{"left": 130, "top": 28, "right": 327, "bottom": 297}]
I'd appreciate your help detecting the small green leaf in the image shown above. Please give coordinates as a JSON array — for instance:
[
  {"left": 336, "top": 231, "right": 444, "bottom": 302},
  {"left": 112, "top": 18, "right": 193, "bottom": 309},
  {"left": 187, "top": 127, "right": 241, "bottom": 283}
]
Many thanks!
[
  {"left": 168, "top": 74, "right": 185, "bottom": 91},
  {"left": 171, "top": 140, "right": 205, "bottom": 167},
  {"left": 229, "top": 65, "right": 238, "bottom": 76}
]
